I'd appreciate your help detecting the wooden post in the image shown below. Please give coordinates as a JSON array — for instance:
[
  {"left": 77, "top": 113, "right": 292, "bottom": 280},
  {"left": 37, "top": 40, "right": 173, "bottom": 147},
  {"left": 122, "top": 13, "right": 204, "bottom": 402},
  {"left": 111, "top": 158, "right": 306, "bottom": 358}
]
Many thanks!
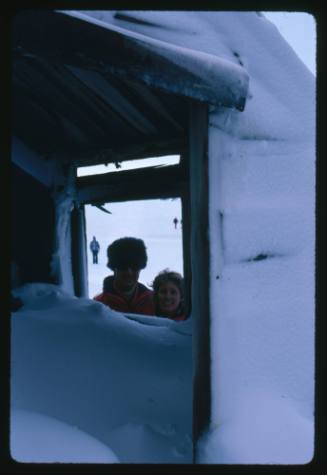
[
  {"left": 71, "top": 204, "right": 89, "bottom": 297},
  {"left": 189, "top": 100, "right": 211, "bottom": 462},
  {"left": 180, "top": 152, "right": 192, "bottom": 318}
]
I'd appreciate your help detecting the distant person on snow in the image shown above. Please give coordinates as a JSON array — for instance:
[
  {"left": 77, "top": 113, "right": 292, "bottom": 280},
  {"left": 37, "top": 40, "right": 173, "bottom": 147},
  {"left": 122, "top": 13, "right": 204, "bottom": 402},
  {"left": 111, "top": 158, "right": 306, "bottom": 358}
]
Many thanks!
[
  {"left": 90, "top": 236, "right": 100, "bottom": 264},
  {"left": 152, "top": 269, "right": 187, "bottom": 321},
  {"left": 173, "top": 217, "right": 178, "bottom": 229},
  {"left": 94, "top": 237, "right": 155, "bottom": 316}
]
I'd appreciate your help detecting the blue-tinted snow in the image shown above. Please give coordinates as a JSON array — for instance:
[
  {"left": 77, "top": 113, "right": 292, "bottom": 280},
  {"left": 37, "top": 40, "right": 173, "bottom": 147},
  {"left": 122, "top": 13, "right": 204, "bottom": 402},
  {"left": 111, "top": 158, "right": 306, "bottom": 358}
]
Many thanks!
[
  {"left": 11, "top": 409, "right": 119, "bottom": 463},
  {"left": 11, "top": 284, "right": 192, "bottom": 463}
]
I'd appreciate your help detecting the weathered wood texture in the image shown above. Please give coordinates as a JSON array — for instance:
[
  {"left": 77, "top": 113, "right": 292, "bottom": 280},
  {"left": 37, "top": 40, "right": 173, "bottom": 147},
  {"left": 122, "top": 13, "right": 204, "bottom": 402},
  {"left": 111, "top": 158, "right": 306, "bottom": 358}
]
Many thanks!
[
  {"left": 189, "top": 101, "right": 211, "bottom": 461},
  {"left": 76, "top": 164, "right": 187, "bottom": 204},
  {"left": 181, "top": 152, "right": 192, "bottom": 318},
  {"left": 71, "top": 139, "right": 186, "bottom": 168},
  {"left": 71, "top": 204, "right": 89, "bottom": 298}
]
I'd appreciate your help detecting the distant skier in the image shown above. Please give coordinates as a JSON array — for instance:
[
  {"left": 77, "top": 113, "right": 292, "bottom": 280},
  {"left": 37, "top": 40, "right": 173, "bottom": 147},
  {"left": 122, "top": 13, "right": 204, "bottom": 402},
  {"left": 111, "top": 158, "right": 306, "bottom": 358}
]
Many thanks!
[
  {"left": 173, "top": 217, "right": 178, "bottom": 229},
  {"left": 90, "top": 236, "right": 100, "bottom": 264}
]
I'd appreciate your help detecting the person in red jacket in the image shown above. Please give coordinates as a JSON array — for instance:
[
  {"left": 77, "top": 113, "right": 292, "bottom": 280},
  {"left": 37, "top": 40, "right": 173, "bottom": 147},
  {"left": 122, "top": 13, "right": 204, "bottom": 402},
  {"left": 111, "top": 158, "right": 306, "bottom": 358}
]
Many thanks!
[
  {"left": 152, "top": 269, "right": 187, "bottom": 321},
  {"left": 94, "top": 237, "right": 155, "bottom": 316}
]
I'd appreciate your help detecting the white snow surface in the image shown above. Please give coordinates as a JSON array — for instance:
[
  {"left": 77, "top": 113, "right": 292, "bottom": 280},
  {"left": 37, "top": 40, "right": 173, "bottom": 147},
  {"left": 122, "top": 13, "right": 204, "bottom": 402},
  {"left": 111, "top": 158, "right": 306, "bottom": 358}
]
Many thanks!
[
  {"left": 11, "top": 409, "right": 119, "bottom": 463},
  {"left": 197, "top": 387, "right": 313, "bottom": 464},
  {"left": 11, "top": 284, "right": 192, "bottom": 464}
]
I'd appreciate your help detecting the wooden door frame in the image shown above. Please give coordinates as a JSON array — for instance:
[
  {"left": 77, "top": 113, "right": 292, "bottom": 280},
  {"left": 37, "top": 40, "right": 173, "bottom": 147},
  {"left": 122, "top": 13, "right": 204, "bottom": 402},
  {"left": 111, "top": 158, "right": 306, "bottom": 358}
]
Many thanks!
[
  {"left": 73, "top": 102, "right": 211, "bottom": 463},
  {"left": 189, "top": 100, "right": 211, "bottom": 462}
]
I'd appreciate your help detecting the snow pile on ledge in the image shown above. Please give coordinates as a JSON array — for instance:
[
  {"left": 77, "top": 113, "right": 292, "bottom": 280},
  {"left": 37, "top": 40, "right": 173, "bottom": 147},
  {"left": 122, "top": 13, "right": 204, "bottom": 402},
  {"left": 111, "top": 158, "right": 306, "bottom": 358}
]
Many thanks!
[{"left": 11, "top": 284, "right": 192, "bottom": 464}]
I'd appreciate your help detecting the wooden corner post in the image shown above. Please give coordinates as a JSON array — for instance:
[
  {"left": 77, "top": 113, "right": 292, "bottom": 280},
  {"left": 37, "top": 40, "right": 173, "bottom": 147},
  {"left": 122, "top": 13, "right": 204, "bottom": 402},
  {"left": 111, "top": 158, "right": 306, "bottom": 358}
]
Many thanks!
[{"left": 189, "top": 100, "right": 211, "bottom": 462}]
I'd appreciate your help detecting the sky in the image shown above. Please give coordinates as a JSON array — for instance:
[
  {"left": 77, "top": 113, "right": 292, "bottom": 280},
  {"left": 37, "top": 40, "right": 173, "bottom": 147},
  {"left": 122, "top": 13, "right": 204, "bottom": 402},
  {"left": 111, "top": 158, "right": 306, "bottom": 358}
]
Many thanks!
[{"left": 264, "top": 11, "right": 316, "bottom": 75}]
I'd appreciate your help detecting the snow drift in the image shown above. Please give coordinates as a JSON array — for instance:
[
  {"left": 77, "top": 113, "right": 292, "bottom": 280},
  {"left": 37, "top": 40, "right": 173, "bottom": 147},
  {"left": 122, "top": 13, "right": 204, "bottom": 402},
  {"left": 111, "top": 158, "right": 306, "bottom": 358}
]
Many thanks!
[{"left": 11, "top": 284, "right": 192, "bottom": 463}]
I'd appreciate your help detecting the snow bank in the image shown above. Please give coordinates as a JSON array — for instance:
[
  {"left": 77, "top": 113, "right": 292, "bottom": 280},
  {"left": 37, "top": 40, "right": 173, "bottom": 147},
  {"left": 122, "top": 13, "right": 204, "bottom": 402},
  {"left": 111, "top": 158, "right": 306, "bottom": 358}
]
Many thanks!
[
  {"left": 197, "top": 387, "right": 313, "bottom": 464},
  {"left": 11, "top": 409, "right": 119, "bottom": 463},
  {"left": 11, "top": 284, "right": 192, "bottom": 463}
]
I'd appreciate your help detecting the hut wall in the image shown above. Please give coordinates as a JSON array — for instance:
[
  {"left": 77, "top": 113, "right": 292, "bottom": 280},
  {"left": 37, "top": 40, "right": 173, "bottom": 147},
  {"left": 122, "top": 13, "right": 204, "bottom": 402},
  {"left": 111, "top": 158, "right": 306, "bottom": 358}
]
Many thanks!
[{"left": 202, "top": 106, "right": 315, "bottom": 463}]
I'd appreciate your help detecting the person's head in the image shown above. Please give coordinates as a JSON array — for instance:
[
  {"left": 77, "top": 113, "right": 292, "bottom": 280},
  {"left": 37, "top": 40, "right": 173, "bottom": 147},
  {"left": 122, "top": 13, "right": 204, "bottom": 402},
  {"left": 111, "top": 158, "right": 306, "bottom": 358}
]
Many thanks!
[
  {"left": 107, "top": 237, "right": 148, "bottom": 293},
  {"left": 152, "top": 269, "right": 184, "bottom": 318}
]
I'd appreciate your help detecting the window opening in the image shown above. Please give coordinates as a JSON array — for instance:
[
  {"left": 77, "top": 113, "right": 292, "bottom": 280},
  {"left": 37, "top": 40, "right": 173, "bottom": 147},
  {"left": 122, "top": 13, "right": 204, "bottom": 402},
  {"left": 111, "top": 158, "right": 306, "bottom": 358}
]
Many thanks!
[{"left": 85, "top": 198, "right": 184, "bottom": 302}]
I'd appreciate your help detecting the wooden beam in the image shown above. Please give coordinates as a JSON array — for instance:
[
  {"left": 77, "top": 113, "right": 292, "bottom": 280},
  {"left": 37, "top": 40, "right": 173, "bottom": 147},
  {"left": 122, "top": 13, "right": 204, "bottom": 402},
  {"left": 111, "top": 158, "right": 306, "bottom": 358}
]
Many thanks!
[
  {"left": 12, "top": 136, "right": 59, "bottom": 188},
  {"left": 123, "top": 78, "right": 184, "bottom": 132},
  {"left": 189, "top": 101, "right": 211, "bottom": 461},
  {"left": 69, "top": 138, "right": 186, "bottom": 168},
  {"left": 12, "top": 10, "right": 248, "bottom": 111},
  {"left": 181, "top": 186, "right": 192, "bottom": 317},
  {"left": 76, "top": 164, "right": 187, "bottom": 204},
  {"left": 13, "top": 58, "right": 109, "bottom": 141},
  {"left": 67, "top": 66, "right": 159, "bottom": 135},
  {"left": 71, "top": 204, "right": 89, "bottom": 298}
]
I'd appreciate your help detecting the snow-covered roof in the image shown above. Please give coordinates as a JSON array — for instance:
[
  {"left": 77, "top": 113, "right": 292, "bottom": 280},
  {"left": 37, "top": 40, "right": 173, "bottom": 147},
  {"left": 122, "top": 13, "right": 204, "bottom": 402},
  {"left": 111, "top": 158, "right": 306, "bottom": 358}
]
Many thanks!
[
  {"left": 12, "top": 10, "right": 315, "bottom": 160},
  {"left": 83, "top": 10, "right": 315, "bottom": 142},
  {"left": 62, "top": 10, "right": 249, "bottom": 111}
]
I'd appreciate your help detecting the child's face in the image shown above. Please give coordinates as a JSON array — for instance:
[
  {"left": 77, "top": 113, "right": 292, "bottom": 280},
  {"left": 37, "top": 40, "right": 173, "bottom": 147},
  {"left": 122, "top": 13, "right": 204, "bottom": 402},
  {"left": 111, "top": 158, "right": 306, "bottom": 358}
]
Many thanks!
[{"left": 157, "top": 281, "right": 181, "bottom": 316}]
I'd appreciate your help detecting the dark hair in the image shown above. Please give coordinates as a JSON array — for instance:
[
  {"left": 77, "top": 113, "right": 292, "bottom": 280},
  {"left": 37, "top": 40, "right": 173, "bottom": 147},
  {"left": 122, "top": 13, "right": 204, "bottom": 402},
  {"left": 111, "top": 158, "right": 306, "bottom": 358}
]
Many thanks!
[
  {"left": 152, "top": 269, "right": 185, "bottom": 316},
  {"left": 107, "top": 237, "right": 147, "bottom": 270}
]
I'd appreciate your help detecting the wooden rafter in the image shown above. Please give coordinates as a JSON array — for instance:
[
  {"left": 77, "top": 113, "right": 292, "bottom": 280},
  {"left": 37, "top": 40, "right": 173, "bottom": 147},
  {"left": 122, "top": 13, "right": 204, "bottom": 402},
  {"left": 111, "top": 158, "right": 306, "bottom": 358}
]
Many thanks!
[{"left": 76, "top": 164, "right": 187, "bottom": 204}]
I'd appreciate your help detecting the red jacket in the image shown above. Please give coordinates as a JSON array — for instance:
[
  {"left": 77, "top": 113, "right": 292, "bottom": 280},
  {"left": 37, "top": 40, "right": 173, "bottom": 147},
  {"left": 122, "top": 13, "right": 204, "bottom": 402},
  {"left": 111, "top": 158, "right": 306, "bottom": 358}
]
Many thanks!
[
  {"left": 155, "top": 309, "right": 187, "bottom": 321},
  {"left": 169, "top": 314, "right": 187, "bottom": 321},
  {"left": 94, "top": 276, "right": 155, "bottom": 316}
]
